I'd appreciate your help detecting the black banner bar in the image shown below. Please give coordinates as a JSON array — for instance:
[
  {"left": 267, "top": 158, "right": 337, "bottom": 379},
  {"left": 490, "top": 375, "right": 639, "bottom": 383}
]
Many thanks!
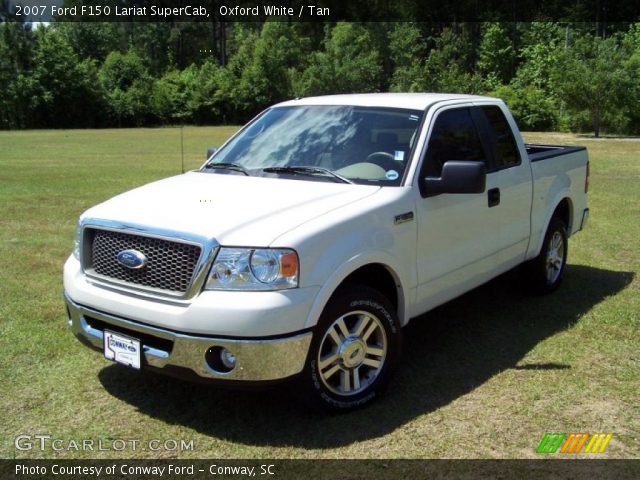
[
  {"left": 1, "top": 459, "right": 640, "bottom": 480},
  {"left": 2, "top": 0, "right": 640, "bottom": 23}
]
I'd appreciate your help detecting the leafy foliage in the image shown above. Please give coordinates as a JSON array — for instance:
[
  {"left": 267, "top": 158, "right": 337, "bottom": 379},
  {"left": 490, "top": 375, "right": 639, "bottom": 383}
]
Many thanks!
[
  {"left": 388, "top": 22, "right": 426, "bottom": 92},
  {"left": 1, "top": 20, "right": 640, "bottom": 135},
  {"left": 552, "top": 34, "right": 638, "bottom": 137},
  {"left": 491, "top": 84, "right": 558, "bottom": 131},
  {"left": 100, "top": 50, "right": 153, "bottom": 126},
  {"left": 420, "top": 28, "right": 486, "bottom": 93},
  {"left": 293, "top": 23, "right": 383, "bottom": 96},
  {"left": 477, "top": 23, "right": 516, "bottom": 87}
]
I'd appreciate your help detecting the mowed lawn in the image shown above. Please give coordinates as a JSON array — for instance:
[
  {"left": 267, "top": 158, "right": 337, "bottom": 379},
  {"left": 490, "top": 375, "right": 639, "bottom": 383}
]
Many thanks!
[{"left": 0, "top": 128, "right": 637, "bottom": 459}]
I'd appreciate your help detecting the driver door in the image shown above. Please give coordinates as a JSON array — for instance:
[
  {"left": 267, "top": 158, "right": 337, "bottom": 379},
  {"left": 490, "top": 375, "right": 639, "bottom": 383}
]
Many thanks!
[{"left": 413, "top": 105, "right": 527, "bottom": 313}]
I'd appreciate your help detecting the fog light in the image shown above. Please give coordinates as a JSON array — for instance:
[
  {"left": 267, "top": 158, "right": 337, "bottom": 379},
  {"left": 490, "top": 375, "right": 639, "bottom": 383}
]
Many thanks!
[
  {"left": 205, "top": 346, "right": 236, "bottom": 373},
  {"left": 220, "top": 348, "right": 236, "bottom": 369}
]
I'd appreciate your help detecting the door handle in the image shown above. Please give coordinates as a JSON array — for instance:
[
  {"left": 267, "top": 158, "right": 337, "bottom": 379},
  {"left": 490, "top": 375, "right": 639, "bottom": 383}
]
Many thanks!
[{"left": 488, "top": 188, "right": 500, "bottom": 207}]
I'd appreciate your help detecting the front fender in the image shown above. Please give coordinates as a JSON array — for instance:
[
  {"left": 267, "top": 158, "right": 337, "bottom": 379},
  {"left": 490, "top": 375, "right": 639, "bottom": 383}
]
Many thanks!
[{"left": 303, "top": 251, "right": 412, "bottom": 331}]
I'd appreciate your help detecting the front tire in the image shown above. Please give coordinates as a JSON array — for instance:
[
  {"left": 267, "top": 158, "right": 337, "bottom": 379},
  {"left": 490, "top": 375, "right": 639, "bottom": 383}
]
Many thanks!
[
  {"left": 525, "top": 217, "right": 568, "bottom": 294},
  {"left": 302, "top": 285, "right": 402, "bottom": 411}
]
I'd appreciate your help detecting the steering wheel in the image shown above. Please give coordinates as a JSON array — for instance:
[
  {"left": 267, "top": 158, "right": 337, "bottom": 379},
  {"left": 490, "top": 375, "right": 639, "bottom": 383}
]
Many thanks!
[{"left": 366, "top": 151, "right": 399, "bottom": 172}]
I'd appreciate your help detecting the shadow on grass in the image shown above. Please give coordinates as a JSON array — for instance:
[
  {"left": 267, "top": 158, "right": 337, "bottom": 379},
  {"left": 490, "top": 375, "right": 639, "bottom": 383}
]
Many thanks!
[{"left": 99, "top": 264, "right": 633, "bottom": 449}]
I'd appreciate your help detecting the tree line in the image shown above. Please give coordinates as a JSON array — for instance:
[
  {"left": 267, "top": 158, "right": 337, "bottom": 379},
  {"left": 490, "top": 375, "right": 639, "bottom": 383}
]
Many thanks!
[{"left": 1, "top": 19, "right": 640, "bottom": 136}]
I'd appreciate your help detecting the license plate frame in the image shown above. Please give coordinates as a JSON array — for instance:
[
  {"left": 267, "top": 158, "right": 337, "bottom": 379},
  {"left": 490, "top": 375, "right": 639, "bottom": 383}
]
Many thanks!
[{"left": 103, "top": 330, "right": 141, "bottom": 370}]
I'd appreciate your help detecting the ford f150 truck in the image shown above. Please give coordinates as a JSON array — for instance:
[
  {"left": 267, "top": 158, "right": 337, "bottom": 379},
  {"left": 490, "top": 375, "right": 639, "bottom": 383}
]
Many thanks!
[{"left": 64, "top": 93, "right": 589, "bottom": 410}]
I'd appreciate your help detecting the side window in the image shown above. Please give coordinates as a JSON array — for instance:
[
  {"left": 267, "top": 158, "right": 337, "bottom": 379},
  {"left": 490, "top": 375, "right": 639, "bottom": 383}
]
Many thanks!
[
  {"left": 481, "top": 106, "right": 520, "bottom": 168},
  {"left": 424, "top": 108, "right": 486, "bottom": 177}
]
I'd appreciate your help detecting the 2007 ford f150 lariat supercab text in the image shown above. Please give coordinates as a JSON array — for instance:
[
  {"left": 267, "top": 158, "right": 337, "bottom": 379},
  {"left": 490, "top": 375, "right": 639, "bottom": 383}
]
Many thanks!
[{"left": 64, "top": 93, "right": 589, "bottom": 410}]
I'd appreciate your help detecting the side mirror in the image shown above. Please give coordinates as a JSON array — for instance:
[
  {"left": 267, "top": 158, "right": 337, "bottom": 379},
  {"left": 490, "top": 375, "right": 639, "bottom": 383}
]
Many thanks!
[
  {"left": 206, "top": 147, "right": 217, "bottom": 160},
  {"left": 422, "top": 160, "right": 486, "bottom": 197}
]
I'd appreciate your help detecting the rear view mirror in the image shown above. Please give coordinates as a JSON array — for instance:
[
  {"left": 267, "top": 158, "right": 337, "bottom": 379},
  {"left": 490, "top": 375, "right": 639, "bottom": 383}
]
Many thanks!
[
  {"left": 421, "top": 160, "right": 486, "bottom": 197},
  {"left": 206, "top": 147, "right": 217, "bottom": 160}
]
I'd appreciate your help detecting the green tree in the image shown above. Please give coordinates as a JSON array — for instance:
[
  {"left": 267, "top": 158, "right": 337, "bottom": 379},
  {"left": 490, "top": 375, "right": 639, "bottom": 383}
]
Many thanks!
[
  {"left": 553, "top": 34, "right": 637, "bottom": 137},
  {"left": 0, "top": 22, "right": 36, "bottom": 128},
  {"left": 622, "top": 23, "right": 640, "bottom": 134},
  {"left": 187, "top": 61, "right": 229, "bottom": 124},
  {"left": 236, "top": 22, "right": 310, "bottom": 116},
  {"left": 514, "top": 22, "right": 564, "bottom": 93},
  {"left": 388, "top": 22, "right": 425, "bottom": 92},
  {"left": 55, "top": 22, "right": 123, "bottom": 62},
  {"left": 491, "top": 83, "right": 558, "bottom": 131},
  {"left": 293, "top": 23, "right": 383, "bottom": 96},
  {"left": 477, "top": 23, "right": 516, "bottom": 87},
  {"left": 100, "top": 50, "right": 154, "bottom": 126},
  {"left": 28, "top": 27, "right": 105, "bottom": 127},
  {"left": 220, "top": 24, "right": 259, "bottom": 119},
  {"left": 420, "top": 28, "right": 486, "bottom": 93},
  {"left": 151, "top": 67, "right": 195, "bottom": 123}
]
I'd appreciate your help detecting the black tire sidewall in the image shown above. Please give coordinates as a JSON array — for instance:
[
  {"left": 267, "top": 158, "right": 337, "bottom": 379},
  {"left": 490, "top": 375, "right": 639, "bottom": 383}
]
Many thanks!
[{"left": 303, "top": 286, "right": 402, "bottom": 411}]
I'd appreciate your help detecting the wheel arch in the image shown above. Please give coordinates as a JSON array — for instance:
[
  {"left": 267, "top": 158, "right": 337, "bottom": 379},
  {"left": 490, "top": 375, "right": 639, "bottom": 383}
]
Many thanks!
[
  {"left": 552, "top": 197, "right": 572, "bottom": 233},
  {"left": 531, "top": 196, "right": 574, "bottom": 258},
  {"left": 304, "top": 257, "right": 408, "bottom": 330}
]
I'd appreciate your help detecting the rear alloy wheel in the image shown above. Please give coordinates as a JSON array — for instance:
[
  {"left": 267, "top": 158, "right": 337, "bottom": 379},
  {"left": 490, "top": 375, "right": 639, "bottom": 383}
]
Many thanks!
[
  {"left": 525, "top": 217, "right": 568, "bottom": 294},
  {"left": 303, "top": 285, "right": 402, "bottom": 411},
  {"left": 545, "top": 229, "right": 565, "bottom": 285}
]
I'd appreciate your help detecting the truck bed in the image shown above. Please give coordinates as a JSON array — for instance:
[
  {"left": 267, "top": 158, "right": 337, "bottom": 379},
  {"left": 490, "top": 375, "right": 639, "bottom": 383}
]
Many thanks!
[{"left": 526, "top": 144, "right": 587, "bottom": 162}]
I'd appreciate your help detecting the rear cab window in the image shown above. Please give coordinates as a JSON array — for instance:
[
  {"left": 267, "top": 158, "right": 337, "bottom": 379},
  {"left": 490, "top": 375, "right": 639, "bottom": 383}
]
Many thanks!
[{"left": 478, "top": 105, "right": 521, "bottom": 170}]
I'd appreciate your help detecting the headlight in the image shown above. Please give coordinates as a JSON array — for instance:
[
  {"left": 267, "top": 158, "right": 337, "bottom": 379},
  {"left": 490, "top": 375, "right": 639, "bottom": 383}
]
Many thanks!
[
  {"left": 205, "top": 247, "right": 299, "bottom": 291},
  {"left": 72, "top": 219, "right": 82, "bottom": 260}
]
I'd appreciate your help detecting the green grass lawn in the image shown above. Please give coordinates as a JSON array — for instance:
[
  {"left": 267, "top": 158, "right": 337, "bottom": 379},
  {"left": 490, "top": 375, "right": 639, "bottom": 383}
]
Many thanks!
[{"left": 0, "top": 128, "right": 638, "bottom": 459}]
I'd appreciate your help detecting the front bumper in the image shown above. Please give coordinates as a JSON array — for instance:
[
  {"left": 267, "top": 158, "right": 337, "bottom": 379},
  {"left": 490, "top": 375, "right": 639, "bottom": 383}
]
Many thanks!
[{"left": 64, "top": 293, "right": 312, "bottom": 382}]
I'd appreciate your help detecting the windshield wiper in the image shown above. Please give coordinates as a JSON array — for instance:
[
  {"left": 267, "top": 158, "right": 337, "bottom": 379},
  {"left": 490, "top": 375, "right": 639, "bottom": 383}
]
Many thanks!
[
  {"left": 204, "top": 162, "right": 250, "bottom": 176},
  {"left": 262, "top": 166, "right": 353, "bottom": 184}
]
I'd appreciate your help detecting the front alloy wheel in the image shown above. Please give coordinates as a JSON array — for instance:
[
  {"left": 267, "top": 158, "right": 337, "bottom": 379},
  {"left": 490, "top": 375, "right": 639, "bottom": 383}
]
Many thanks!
[
  {"left": 303, "top": 285, "right": 402, "bottom": 411},
  {"left": 317, "top": 309, "right": 388, "bottom": 396}
]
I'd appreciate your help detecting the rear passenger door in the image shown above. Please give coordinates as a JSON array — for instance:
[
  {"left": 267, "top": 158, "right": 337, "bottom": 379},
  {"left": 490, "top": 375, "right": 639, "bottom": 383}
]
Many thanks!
[
  {"left": 475, "top": 103, "right": 532, "bottom": 265},
  {"left": 413, "top": 104, "right": 532, "bottom": 313}
]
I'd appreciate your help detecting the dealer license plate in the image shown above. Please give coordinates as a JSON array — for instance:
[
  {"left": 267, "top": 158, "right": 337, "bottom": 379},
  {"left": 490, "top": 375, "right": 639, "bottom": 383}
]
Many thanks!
[{"left": 103, "top": 330, "right": 141, "bottom": 370}]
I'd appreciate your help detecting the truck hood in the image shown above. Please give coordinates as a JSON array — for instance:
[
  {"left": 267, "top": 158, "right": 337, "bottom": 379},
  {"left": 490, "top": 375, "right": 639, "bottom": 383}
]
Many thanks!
[{"left": 83, "top": 172, "right": 380, "bottom": 246}]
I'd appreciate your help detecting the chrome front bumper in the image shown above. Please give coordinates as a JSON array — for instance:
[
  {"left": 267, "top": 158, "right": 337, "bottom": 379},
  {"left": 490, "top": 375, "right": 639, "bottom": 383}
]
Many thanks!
[{"left": 64, "top": 293, "right": 312, "bottom": 382}]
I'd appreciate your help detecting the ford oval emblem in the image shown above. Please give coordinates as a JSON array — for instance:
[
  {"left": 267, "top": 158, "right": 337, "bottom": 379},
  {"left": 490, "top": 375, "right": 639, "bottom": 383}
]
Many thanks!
[{"left": 116, "top": 249, "right": 147, "bottom": 269}]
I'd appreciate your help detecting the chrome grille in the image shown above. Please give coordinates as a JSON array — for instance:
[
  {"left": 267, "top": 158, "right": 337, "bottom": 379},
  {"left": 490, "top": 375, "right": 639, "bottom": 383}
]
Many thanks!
[{"left": 87, "top": 228, "right": 202, "bottom": 294}]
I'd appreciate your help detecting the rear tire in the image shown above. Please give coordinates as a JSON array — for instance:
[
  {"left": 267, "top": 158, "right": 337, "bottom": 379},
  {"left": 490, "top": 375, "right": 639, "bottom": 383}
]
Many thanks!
[
  {"left": 524, "top": 217, "right": 568, "bottom": 294},
  {"left": 301, "top": 285, "right": 402, "bottom": 412}
]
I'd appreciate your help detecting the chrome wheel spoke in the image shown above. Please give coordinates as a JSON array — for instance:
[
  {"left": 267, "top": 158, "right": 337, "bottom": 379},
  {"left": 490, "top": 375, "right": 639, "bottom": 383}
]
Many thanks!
[
  {"left": 321, "top": 363, "right": 341, "bottom": 381},
  {"left": 336, "top": 318, "right": 350, "bottom": 338},
  {"left": 553, "top": 233, "right": 562, "bottom": 250},
  {"left": 352, "top": 367, "right": 361, "bottom": 391},
  {"left": 363, "top": 357, "right": 382, "bottom": 368},
  {"left": 319, "top": 351, "right": 340, "bottom": 370},
  {"left": 327, "top": 324, "right": 343, "bottom": 346},
  {"left": 354, "top": 314, "right": 372, "bottom": 337},
  {"left": 363, "top": 321, "right": 378, "bottom": 341},
  {"left": 340, "top": 369, "right": 351, "bottom": 392},
  {"left": 366, "top": 345, "right": 384, "bottom": 357}
]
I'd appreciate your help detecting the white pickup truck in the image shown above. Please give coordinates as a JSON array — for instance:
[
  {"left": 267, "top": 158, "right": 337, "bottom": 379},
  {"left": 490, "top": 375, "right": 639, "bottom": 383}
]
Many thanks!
[{"left": 64, "top": 93, "right": 589, "bottom": 410}]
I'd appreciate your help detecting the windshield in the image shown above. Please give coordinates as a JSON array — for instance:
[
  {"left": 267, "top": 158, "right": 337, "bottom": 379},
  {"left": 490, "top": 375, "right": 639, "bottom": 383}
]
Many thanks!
[{"left": 204, "top": 105, "right": 424, "bottom": 185}]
